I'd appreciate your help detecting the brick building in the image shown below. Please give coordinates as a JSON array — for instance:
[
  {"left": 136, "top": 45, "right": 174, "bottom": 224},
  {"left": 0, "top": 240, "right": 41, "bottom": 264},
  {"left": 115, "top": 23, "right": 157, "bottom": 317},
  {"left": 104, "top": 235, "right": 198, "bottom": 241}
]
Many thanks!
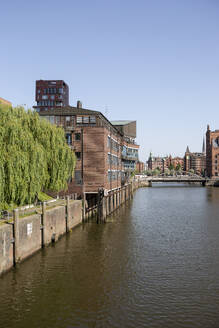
[
  {"left": 206, "top": 125, "right": 219, "bottom": 177},
  {"left": 147, "top": 154, "right": 184, "bottom": 173},
  {"left": 147, "top": 153, "right": 166, "bottom": 172},
  {"left": 170, "top": 156, "right": 184, "bottom": 170},
  {"left": 35, "top": 80, "right": 139, "bottom": 203},
  {"left": 34, "top": 80, "right": 69, "bottom": 112},
  {"left": 184, "top": 144, "right": 206, "bottom": 175},
  {"left": 111, "top": 121, "right": 139, "bottom": 181},
  {"left": 136, "top": 161, "right": 145, "bottom": 174}
]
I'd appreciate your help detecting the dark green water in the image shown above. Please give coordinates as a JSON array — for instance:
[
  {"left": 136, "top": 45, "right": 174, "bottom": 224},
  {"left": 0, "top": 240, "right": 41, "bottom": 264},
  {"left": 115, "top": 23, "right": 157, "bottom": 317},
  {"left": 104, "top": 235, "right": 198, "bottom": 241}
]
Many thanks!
[{"left": 1, "top": 184, "right": 219, "bottom": 328}]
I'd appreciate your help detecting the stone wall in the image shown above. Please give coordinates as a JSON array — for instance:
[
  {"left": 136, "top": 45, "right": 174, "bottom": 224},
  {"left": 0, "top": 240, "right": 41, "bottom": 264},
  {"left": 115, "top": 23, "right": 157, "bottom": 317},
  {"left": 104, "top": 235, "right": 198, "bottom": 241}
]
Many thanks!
[
  {"left": 0, "top": 199, "right": 82, "bottom": 276},
  {"left": 0, "top": 224, "right": 13, "bottom": 275},
  {"left": 16, "top": 214, "right": 41, "bottom": 262},
  {"left": 43, "top": 205, "right": 66, "bottom": 245},
  {"left": 68, "top": 200, "right": 82, "bottom": 230}
]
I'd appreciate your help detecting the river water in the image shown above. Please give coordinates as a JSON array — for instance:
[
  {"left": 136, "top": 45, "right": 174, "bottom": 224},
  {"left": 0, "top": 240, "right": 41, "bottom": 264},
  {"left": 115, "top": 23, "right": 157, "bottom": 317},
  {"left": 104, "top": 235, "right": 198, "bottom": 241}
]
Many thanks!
[{"left": 1, "top": 184, "right": 219, "bottom": 328}]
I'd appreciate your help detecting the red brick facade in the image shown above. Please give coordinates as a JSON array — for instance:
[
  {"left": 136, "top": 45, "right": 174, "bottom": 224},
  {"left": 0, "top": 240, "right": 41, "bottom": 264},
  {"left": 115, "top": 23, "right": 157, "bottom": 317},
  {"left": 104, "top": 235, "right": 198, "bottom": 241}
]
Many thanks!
[
  {"left": 206, "top": 125, "right": 219, "bottom": 177},
  {"left": 136, "top": 161, "right": 145, "bottom": 173},
  {"left": 34, "top": 80, "right": 69, "bottom": 112},
  {"left": 39, "top": 104, "right": 139, "bottom": 197},
  {"left": 184, "top": 146, "right": 206, "bottom": 175}
]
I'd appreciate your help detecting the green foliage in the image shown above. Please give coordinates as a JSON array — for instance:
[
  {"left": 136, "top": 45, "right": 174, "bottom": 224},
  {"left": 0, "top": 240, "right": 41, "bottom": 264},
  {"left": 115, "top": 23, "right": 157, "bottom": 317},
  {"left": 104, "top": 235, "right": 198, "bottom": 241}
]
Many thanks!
[
  {"left": 0, "top": 104, "right": 76, "bottom": 209},
  {"left": 145, "top": 169, "right": 152, "bottom": 176},
  {"left": 152, "top": 169, "right": 160, "bottom": 176},
  {"left": 176, "top": 163, "right": 181, "bottom": 171},
  {"left": 37, "top": 192, "right": 53, "bottom": 202}
]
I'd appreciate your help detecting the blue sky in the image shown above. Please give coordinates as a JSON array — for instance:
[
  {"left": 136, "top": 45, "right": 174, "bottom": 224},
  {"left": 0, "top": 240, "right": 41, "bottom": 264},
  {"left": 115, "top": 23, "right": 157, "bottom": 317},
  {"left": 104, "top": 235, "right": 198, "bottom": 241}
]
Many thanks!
[{"left": 1, "top": 0, "right": 219, "bottom": 161}]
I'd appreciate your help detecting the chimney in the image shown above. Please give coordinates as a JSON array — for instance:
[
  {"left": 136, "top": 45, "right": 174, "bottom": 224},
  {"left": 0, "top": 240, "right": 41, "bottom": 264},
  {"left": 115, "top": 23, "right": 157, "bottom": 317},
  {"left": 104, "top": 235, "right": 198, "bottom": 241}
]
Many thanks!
[{"left": 77, "top": 100, "right": 82, "bottom": 108}]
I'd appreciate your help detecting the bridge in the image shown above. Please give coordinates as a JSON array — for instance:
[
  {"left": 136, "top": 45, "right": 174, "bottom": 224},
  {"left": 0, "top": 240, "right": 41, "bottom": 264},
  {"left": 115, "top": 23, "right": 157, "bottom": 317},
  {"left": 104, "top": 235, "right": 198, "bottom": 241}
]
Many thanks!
[{"left": 138, "top": 176, "right": 208, "bottom": 186}]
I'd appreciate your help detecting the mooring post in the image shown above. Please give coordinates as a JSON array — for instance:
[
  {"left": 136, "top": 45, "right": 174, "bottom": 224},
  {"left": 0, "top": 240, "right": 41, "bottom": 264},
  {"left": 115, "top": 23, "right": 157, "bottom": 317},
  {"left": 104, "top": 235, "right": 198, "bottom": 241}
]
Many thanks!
[
  {"left": 97, "top": 188, "right": 104, "bottom": 223},
  {"left": 41, "top": 202, "right": 46, "bottom": 248},
  {"left": 13, "top": 209, "right": 19, "bottom": 266},
  {"left": 66, "top": 196, "right": 70, "bottom": 232},
  {"left": 82, "top": 192, "right": 86, "bottom": 222}
]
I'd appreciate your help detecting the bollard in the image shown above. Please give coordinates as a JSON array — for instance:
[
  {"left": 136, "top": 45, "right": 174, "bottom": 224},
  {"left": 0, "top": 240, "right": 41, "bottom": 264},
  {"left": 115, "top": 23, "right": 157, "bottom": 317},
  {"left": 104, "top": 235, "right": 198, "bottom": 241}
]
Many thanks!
[
  {"left": 66, "top": 196, "right": 70, "bottom": 232},
  {"left": 13, "top": 209, "right": 19, "bottom": 265},
  {"left": 41, "top": 202, "right": 46, "bottom": 247}
]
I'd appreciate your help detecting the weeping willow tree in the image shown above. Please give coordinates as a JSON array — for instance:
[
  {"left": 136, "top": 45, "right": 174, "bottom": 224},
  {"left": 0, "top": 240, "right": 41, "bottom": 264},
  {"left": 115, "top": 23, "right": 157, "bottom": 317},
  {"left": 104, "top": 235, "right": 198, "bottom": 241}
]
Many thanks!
[{"left": 0, "top": 104, "right": 76, "bottom": 209}]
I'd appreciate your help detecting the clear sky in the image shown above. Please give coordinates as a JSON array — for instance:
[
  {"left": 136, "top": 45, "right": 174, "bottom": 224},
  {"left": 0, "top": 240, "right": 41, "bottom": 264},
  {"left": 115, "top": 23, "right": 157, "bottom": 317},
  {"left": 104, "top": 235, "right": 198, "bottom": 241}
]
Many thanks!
[{"left": 1, "top": 0, "right": 219, "bottom": 161}]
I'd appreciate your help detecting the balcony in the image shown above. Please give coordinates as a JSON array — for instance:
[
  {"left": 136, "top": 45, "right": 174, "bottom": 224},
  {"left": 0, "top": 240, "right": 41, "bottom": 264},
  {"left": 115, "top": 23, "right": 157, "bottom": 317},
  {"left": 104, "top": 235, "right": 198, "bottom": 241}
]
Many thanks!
[{"left": 121, "top": 153, "right": 138, "bottom": 161}]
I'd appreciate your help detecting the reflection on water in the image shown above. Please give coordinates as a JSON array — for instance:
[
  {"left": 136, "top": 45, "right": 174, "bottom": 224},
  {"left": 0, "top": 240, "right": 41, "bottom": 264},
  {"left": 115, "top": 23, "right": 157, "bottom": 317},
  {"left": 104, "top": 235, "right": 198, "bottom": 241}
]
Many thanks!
[{"left": 1, "top": 184, "right": 219, "bottom": 328}]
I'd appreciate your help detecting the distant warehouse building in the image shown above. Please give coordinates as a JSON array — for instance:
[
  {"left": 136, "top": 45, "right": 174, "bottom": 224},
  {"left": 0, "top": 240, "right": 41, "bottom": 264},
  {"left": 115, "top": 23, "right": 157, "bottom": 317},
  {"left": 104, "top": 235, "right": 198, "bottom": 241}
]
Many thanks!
[{"left": 206, "top": 125, "right": 219, "bottom": 178}]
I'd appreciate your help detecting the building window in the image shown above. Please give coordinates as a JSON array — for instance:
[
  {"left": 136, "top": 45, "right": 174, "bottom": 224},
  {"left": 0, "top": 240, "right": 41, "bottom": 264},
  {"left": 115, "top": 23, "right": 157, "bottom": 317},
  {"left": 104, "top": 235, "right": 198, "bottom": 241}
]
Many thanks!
[
  {"left": 74, "top": 170, "right": 82, "bottom": 185},
  {"left": 108, "top": 136, "right": 111, "bottom": 148},
  {"left": 42, "top": 95, "right": 48, "bottom": 100},
  {"left": 58, "top": 88, "right": 63, "bottom": 94},
  {"left": 75, "top": 133, "right": 81, "bottom": 141},
  {"left": 50, "top": 95, "right": 55, "bottom": 100},
  {"left": 90, "top": 116, "right": 96, "bottom": 123},
  {"left": 65, "top": 133, "right": 72, "bottom": 145},
  {"left": 83, "top": 116, "right": 89, "bottom": 124},
  {"left": 37, "top": 89, "right": 41, "bottom": 94},
  {"left": 75, "top": 152, "right": 81, "bottom": 160},
  {"left": 76, "top": 116, "right": 96, "bottom": 125},
  {"left": 66, "top": 116, "right": 71, "bottom": 126},
  {"left": 56, "top": 101, "right": 63, "bottom": 106},
  {"left": 76, "top": 116, "right": 83, "bottom": 124},
  {"left": 55, "top": 116, "right": 60, "bottom": 125}
]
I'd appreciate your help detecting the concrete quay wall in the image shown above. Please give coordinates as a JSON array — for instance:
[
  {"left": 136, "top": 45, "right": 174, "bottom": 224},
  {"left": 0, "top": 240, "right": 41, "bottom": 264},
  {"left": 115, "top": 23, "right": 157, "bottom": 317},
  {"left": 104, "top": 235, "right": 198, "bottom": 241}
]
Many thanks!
[
  {"left": 0, "top": 199, "right": 82, "bottom": 276},
  {"left": 0, "top": 223, "right": 14, "bottom": 274}
]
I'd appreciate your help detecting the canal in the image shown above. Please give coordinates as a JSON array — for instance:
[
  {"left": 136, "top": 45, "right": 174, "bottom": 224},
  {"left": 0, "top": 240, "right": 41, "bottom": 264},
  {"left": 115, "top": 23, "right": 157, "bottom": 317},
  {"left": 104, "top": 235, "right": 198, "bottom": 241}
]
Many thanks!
[{"left": 1, "top": 184, "right": 219, "bottom": 328}]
